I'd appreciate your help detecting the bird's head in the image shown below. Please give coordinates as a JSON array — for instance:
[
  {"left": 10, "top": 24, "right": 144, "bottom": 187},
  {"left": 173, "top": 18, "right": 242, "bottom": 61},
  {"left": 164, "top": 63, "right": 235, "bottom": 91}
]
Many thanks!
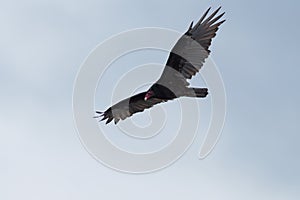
[{"left": 144, "top": 90, "right": 154, "bottom": 101}]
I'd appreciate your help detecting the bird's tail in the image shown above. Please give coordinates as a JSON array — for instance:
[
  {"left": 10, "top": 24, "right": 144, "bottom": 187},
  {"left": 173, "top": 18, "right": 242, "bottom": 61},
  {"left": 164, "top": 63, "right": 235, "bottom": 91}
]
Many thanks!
[{"left": 187, "top": 88, "right": 208, "bottom": 98}]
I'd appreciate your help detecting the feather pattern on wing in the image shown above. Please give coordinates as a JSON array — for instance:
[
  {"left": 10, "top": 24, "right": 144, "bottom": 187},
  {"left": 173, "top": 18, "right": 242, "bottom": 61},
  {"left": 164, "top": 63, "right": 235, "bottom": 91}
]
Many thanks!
[
  {"left": 158, "top": 7, "right": 225, "bottom": 86},
  {"left": 95, "top": 92, "right": 167, "bottom": 124}
]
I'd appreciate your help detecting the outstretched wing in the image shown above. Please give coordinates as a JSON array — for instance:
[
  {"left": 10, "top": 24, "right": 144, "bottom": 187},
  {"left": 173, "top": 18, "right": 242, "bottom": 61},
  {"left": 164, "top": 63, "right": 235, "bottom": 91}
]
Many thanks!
[
  {"left": 158, "top": 7, "right": 225, "bottom": 87},
  {"left": 95, "top": 92, "right": 166, "bottom": 124}
]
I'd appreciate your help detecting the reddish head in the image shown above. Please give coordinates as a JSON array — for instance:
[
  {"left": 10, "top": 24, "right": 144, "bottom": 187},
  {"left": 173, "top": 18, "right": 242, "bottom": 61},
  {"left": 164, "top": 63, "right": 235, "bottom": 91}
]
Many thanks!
[{"left": 144, "top": 90, "right": 154, "bottom": 101}]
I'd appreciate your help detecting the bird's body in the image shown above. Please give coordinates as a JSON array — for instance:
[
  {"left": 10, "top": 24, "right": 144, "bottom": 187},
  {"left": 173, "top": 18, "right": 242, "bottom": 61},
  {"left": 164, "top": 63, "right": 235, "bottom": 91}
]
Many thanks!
[{"left": 95, "top": 7, "right": 225, "bottom": 124}]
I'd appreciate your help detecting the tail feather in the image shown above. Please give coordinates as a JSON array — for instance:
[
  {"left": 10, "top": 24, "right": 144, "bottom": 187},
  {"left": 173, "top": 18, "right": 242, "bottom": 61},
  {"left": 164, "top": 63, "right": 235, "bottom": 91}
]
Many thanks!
[{"left": 188, "top": 88, "right": 208, "bottom": 98}]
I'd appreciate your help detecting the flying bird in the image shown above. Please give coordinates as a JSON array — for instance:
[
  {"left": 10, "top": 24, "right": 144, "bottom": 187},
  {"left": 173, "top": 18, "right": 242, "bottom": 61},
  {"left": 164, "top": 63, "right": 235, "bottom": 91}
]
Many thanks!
[{"left": 95, "top": 7, "right": 225, "bottom": 124}]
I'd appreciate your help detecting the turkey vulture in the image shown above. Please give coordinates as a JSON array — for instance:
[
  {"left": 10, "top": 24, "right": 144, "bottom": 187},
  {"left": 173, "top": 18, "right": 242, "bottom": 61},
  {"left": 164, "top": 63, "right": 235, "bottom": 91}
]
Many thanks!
[{"left": 95, "top": 7, "right": 225, "bottom": 124}]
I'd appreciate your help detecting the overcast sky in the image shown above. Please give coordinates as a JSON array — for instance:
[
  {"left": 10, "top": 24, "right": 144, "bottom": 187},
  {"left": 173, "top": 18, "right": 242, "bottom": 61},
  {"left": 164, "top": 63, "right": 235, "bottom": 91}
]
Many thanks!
[{"left": 1, "top": 0, "right": 300, "bottom": 199}]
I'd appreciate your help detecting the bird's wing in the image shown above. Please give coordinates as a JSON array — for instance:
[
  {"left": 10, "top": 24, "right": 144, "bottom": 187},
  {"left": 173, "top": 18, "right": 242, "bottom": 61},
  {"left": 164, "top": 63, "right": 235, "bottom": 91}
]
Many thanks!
[
  {"left": 95, "top": 92, "right": 166, "bottom": 124},
  {"left": 158, "top": 7, "right": 225, "bottom": 87}
]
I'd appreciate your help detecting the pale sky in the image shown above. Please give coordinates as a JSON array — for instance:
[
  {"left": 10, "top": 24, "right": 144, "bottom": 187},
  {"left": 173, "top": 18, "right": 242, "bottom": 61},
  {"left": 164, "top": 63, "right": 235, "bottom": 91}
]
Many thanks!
[{"left": 1, "top": 0, "right": 299, "bottom": 199}]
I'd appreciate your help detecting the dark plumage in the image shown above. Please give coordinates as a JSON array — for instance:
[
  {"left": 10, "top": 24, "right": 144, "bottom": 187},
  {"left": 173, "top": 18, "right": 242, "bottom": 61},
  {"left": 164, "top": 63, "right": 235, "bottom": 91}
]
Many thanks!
[{"left": 95, "top": 7, "right": 225, "bottom": 124}]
